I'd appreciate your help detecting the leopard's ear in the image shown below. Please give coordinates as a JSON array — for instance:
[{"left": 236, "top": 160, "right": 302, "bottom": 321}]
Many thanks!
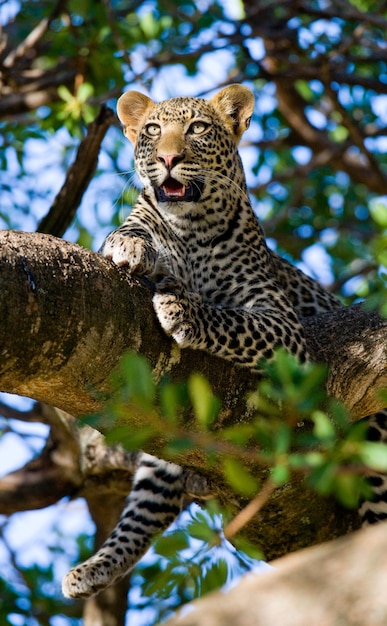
[
  {"left": 117, "top": 91, "right": 156, "bottom": 144},
  {"left": 210, "top": 84, "right": 255, "bottom": 143}
]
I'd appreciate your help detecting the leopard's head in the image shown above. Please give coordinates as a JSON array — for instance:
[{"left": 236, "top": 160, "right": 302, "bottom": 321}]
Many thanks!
[{"left": 116, "top": 85, "right": 254, "bottom": 215}]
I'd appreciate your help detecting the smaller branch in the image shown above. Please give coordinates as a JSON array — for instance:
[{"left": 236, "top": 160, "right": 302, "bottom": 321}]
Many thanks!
[
  {"left": 0, "top": 407, "right": 81, "bottom": 514},
  {"left": 330, "top": 261, "right": 379, "bottom": 293},
  {"left": 249, "top": 144, "right": 345, "bottom": 196},
  {"left": 224, "top": 479, "right": 277, "bottom": 540},
  {"left": 333, "top": 23, "right": 366, "bottom": 58},
  {"left": 2, "top": 0, "right": 66, "bottom": 68},
  {"left": 37, "top": 105, "right": 116, "bottom": 237},
  {"left": 323, "top": 68, "right": 387, "bottom": 190},
  {"left": 0, "top": 399, "right": 43, "bottom": 422},
  {"left": 271, "top": 66, "right": 387, "bottom": 95},
  {"left": 0, "top": 523, "right": 51, "bottom": 626},
  {"left": 101, "top": 0, "right": 133, "bottom": 72},
  {"left": 3, "top": 19, "right": 51, "bottom": 68},
  {"left": 272, "top": 77, "right": 386, "bottom": 193},
  {"left": 0, "top": 68, "right": 77, "bottom": 118},
  {"left": 297, "top": 0, "right": 387, "bottom": 29},
  {"left": 0, "top": 405, "right": 214, "bottom": 517}
]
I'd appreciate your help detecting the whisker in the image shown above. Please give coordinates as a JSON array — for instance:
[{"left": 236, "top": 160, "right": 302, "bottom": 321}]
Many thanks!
[
  {"left": 111, "top": 173, "right": 139, "bottom": 214},
  {"left": 194, "top": 169, "right": 250, "bottom": 204}
]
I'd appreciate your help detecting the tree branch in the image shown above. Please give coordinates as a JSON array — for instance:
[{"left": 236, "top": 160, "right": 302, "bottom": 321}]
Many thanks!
[
  {"left": 0, "top": 230, "right": 259, "bottom": 420},
  {"left": 0, "top": 230, "right": 385, "bottom": 419},
  {"left": 0, "top": 403, "right": 142, "bottom": 625},
  {"left": 37, "top": 105, "right": 116, "bottom": 237},
  {"left": 303, "top": 306, "right": 387, "bottom": 419},
  {"left": 164, "top": 523, "right": 387, "bottom": 626},
  {"left": 2, "top": 0, "right": 67, "bottom": 69}
]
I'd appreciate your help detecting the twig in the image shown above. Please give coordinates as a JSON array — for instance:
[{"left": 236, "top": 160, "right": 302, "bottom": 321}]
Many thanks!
[
  {"left": 0, "top": 399, "right": 43, "bottom": 422},
  {"left": 322, "top": 65, "right": 387, "bottom": 190},
  {"left": 3, "top": 0, "right": 67, "bottom": 68},
  {"left": 224, "top": 478, "right": 277, "bottom": 540}
]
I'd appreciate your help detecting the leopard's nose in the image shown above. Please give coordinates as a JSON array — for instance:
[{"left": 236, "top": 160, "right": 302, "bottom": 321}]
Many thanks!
[{"left": 157, "top": 152, "right": 185, "bottom": 170}]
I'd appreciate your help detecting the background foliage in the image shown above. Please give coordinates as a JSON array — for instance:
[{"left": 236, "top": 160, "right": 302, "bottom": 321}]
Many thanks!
[{"left": 0, "top": 0, "right": 386, "bottom": 624}]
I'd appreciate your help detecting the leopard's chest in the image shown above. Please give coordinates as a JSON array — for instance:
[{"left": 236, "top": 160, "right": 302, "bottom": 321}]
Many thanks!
[{"left": 159, "top": 234, "right": 264, "bottom": 307}]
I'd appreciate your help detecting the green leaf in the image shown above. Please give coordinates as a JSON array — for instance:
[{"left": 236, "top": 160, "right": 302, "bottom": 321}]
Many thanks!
[
  {"left": 57, "top": 85, "right": 73, "bottom": 103},
  {"left": 270, "top": 463, "right": 289, "bottom": 485},
  {"left": 347, "top": 0, "right": 377, "bottom": 10},
  {"left": 333, "top": 473, "right": 364, "bottom": 508},
  {"left": 188, "top": 373, "right": 219, "bottom": 428},
  {"left": 201, "top": 560, "right": 229, "bottom": 594},
  {"left": 312, "top": 410, "right": 336, "bottom": 440},
  {"left": 159, "top": 381, "right": 187, "bottom": 424},
  {"left": 358, "top": 442, "right": 387, "bottom": 471},
  {"left": 105, "top": 424, "right": 156, "bottom": 449},
  {"left": 289, "top": 451, "right": 324, "bottom": 469},
  {"left": 308, "top": 462, "right": 336, "bottom": 495},
  {"left": 222, "top": 458, "right": 258, "bottom": 496},
  {"left": 274, "top": 424, "right": 291, "bottom": 454},
  {"left": 369, "top": 198, "right": 387, "bottom": 227},
  {"left": 154, "top": 530, "right": 190, "bottom": 557},
  {"left": 329, "top": 125, "right": 349, "bottom": 142},
  {"left": 118, "top": 352, "right": 155, "bottom": 409},
  {"left": 164, "top": 436, "right": 195, "bottom": 455},
  {"left": 141, "top": 563, "right": 177, "bottom": 596},
  {"left": 139, "top": 11, "right": 159, "bottom": 38},
  {"left": 295, "top": 80, "right": 314, "bottom": 101},
  {"left": 188, "top": 519, "right": 218, "bottom": 543},
  {"left": 221, "top": 423, "right": 255, "bottom": 445},
  {"left": 77, "top": 82, "right": 94, "bottom": 102},
  {"left": 232, "top": 536, "right": 264, "bottom": 560}
]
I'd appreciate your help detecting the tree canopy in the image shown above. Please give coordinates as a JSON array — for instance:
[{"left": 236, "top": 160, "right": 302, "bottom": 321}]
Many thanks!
[{"left": 0, "top": 1, "right": 386, "bottom": 625}]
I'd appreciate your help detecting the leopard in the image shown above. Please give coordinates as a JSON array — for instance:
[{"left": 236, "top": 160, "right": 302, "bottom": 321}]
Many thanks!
[{"left": 62, "top": 84, "right": 387, "bottom": 599}]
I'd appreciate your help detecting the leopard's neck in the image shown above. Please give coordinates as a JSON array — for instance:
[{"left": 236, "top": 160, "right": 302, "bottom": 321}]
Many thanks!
[{"left": 141, "top": 173, "right": 259, "bottom": 246}]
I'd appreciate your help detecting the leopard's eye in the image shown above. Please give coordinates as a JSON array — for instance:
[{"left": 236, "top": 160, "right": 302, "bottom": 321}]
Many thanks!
[
  {"left": 188, "top": 121, "right": 210, "bottom": 135},
  {"left": 144, "top": 123, "right": 161, "bottom": 137}
]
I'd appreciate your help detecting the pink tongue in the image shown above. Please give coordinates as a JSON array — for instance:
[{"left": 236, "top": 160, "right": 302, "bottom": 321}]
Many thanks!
[{"left": 163, "top": 177, "right": 185, "bottom": 197}]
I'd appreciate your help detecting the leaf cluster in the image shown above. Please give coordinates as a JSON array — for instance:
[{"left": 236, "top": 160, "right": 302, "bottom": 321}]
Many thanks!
[
  {"left": 128, "top": 502, "right": 261, "bottom": 624},
  {"left": 78, "top": 348, "right": 387, "bottom": 620},
  {"left": 87, "top": 349, "right": 387, "bottom": 515}
]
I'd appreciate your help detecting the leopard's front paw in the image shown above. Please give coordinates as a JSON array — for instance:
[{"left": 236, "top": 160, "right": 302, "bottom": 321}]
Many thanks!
[
  {"left": 101, "top": 234, "right": 157, "bottom": 275},
  {"left": 153, "top": 278, "right": 196, "bottom": 348}
]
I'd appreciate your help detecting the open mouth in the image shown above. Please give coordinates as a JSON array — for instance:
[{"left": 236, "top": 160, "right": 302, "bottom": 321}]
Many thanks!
[{"left": 155, "top": 177, "right": 203, "bottom": 203}]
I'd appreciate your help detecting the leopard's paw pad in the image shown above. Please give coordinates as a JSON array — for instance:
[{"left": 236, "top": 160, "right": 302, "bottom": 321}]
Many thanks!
[{"left": 153, "top": 289, "right": 195, "bottom": 347}]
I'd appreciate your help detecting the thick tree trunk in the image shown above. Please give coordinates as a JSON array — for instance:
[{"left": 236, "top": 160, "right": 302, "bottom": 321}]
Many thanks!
[
  {"left": 1, "top": 230, "right": 385, "bottom": 418},
  {"left": 0, "top": 230, "right": 261, "bottom": 418},
  {"left": 0, "top": 229, "right": 386, "bottom": 559}
]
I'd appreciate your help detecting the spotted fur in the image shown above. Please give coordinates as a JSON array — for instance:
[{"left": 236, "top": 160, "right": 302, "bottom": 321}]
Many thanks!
[
  {"left": 358, "top": 412, "right": 387, "bottom": 525},
  {"left": 62, "top": 85, "right": 386, "bottom": 598}
]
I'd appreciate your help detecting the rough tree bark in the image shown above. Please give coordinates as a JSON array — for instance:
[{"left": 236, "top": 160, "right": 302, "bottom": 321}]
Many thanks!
[
  {"left": 1, "top": 229, "right": 386, "bottom": 564},
  {"left": 165, "top": 522, "right": 387, "bottom": 626}
]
